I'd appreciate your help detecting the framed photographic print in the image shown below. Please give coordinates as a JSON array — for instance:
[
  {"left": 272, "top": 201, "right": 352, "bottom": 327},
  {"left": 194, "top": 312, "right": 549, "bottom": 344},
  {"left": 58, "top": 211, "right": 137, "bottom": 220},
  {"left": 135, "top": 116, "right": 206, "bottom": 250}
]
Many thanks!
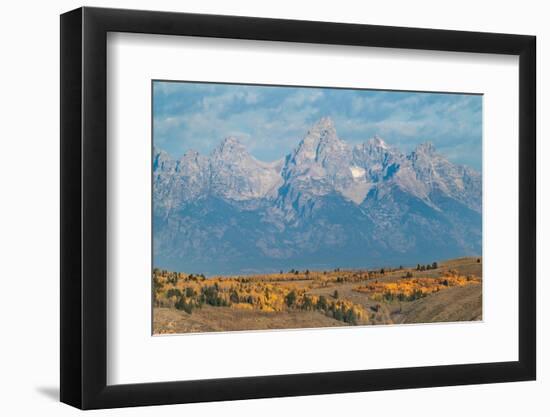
[
  {"left": 151, "top": 81, "right": 485, "bottom": 334},
  {"left": 60, "top": 6, "right": 536, "bottom": 409}
]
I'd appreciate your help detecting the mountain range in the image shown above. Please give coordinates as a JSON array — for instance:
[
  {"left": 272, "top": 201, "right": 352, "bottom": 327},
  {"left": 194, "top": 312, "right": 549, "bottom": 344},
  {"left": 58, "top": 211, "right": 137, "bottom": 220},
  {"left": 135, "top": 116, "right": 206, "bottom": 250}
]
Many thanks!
[{"left": 153, "top": 117, "right": 482, "bottom": 275}]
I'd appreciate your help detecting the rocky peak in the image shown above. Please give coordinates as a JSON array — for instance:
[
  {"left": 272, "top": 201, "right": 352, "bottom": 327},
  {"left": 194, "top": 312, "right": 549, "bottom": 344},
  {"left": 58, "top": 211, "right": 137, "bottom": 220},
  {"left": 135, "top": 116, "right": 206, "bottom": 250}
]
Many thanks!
[
  {"left": 352, "top": 136, "right": 401, "bottom": 179},
  {"left": 182, "top": 149, "right": 199, "bottom": 158},
  {"left": 311, "top": 116, "right": 335, "bottom": 133},
  {"left": 212, "top": 136, "right": 248, "bottom": 158},
  {"left": 367, "top": 135, "right": 390, "bottom": 150},
  {"left": 408, "top": 142, "right": 442, "bottom": 169},
  {"left": 153, "top": 148, "right": 176, "bottom": 172},
  {"left": 293, "top": 117, "right": 346, "bottom": 162},
  {"left": 413, "top": 142, "right": 436, "bottom": 157},
  {"left": 207, "top": 136, "right": 282, "bottom": 201},
  {"left": 177, "top": 149, "right": 208, "bottom": 175},
  {"left": 407, "top": 142, "right": 442, "bottom": 180},
  {"left": 180, "top": 149, "right": 203, "bottom": 164}
]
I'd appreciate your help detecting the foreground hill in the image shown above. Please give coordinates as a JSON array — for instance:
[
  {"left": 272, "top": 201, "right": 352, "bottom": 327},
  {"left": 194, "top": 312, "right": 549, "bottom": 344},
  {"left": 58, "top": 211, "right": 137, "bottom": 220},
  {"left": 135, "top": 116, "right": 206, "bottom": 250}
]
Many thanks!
[{"left": 153, "top": 257, "right": 482, "bottom": 334}]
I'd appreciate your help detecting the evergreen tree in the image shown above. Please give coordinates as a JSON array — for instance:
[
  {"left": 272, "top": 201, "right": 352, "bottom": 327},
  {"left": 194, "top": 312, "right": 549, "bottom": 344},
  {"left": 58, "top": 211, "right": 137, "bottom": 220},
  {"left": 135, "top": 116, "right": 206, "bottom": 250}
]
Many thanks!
[
  {"left": 316, "top": 295, "right": 328, "bottom": 310},
  {"left": 344, "top": 309, "right": 358, "bottom": 325},
  {"left": 285, "top": 290, "right": 297, "bottom": 307},
  {"left": 302, "top": 296, "right": 313, "bottom": 310}
]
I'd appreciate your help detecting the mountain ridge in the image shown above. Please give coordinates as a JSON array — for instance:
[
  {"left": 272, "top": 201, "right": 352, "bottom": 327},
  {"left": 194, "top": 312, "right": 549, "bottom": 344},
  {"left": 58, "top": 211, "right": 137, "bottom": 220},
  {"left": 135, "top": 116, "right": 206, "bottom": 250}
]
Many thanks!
[{"left": 153, "top": 117, "right": 481, "bottom": 275}]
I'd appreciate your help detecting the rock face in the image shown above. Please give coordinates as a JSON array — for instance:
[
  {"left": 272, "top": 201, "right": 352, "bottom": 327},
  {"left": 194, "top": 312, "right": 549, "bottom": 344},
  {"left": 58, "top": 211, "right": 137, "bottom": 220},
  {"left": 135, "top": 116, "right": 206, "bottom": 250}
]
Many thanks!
[{"left": 153, "top": 117, "right": 482, "bottom": 275}]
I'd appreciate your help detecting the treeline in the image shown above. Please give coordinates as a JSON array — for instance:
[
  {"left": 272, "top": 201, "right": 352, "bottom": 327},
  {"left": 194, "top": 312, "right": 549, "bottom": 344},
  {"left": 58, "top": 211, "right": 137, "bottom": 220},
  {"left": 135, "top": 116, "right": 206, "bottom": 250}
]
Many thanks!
[
  {"left": 283, "top": 291, "right": 362, "bottom": 325},
  {"left": 416, "top": 262, "right": 438, "bottom": 271},
  {"left": 154, "top": 271, "right": 367, "bottom": 326},
  {"left": 154, "top": 260, "right": 444, "bottom": 290},
  {"left": 381, "top": 289, "right": 426, "bottom": 302},
  {"left": 354, "top": 272, "right": 481, "bottom": 302}
]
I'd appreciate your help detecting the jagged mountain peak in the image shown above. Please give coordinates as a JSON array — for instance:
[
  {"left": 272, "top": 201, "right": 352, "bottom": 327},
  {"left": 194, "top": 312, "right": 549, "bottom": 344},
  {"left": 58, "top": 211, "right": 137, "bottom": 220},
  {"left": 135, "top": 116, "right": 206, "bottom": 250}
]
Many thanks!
[
  {"left": 179, "top": 149, "right": 208, "bottom": 174},
  {"left": 293, "top": 117, "right": 348, "bottom": 163},
  {"left": 213, "top": 136, "right": 248, "bottom": 157},
  {"left": 311, "top": 116, "right": 335, "bottom": 131},
  {"left": 367, "top": 135, "right": 390, "bottom": 150},
  {"left": 181, "top": 149, "right": 200, "bottom": 159},
  {"left": 153, "top": 148, "right": 176, "bottom": 171},
  {"left": 355, "top": 136, "right": 398, "bottom": 158},
  {"left": 221, "top": 135, "right": 242, "bottom": 146},
  {"left": 304, "top": 117, "right": 339, "bottom": 144},
  {"left": 413, "top": 141, "right": 436, "bottom": 156},
  {"left": 208, "top": 136, "right": 283, "bottom": 202},
  {"left": 153, "top": 147, "right": 170, "bottom": 158}
]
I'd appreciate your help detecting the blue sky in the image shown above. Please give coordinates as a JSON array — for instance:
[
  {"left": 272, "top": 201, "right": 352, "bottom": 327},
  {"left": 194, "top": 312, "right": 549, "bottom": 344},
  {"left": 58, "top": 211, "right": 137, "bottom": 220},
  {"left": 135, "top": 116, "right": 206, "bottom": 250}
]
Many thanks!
[{"left": 153, "top": 81, "right": 482, "bottom": 170}]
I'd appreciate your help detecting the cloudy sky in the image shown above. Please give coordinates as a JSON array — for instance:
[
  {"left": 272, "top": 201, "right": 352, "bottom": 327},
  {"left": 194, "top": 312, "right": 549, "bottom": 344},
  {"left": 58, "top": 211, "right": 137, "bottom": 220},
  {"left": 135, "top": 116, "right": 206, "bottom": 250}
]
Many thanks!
[{"left": 153, "top": 81, "right": 482, "bottom": 170}]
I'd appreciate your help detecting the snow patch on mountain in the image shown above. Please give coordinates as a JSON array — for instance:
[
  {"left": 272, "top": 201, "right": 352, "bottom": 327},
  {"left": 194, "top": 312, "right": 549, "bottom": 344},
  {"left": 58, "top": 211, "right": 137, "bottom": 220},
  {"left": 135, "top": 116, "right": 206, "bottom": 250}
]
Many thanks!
[{"left": 350, "top": 166, "right": 366, "bottom": 179}]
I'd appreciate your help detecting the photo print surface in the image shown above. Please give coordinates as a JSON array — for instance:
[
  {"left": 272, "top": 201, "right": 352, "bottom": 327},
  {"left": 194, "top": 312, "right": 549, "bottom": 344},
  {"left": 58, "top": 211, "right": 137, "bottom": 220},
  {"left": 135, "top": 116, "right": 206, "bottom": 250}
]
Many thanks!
[{"left": 152, "top": 81, "right": 482, "bottom": 334}]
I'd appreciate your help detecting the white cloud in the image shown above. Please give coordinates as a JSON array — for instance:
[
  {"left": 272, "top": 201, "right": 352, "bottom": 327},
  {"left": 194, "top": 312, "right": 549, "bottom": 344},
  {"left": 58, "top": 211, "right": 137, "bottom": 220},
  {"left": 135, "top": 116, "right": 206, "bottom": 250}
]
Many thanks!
[{"left": 153, "top": 82, "right": 482, "bottom": 169}]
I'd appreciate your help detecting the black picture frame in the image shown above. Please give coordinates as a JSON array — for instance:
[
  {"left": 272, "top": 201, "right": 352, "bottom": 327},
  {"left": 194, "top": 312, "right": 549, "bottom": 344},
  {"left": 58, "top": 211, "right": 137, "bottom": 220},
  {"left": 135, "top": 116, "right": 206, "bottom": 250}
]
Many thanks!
[{"left": 60, "top": 6, "right": 536, "bottom": 410}]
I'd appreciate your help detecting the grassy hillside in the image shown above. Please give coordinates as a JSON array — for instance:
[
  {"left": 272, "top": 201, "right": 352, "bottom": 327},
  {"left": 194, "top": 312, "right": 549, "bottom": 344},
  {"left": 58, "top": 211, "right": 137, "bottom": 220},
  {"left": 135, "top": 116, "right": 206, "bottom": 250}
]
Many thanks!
[{"left": 153, "top": 257, "right": 482, "bottom": 334}]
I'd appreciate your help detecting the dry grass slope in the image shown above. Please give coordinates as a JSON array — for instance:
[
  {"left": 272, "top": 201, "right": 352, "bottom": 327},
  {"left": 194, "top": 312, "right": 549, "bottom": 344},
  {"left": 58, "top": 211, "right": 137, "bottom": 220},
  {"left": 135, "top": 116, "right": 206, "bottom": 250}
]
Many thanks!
[{"left": 153, "top": 256, "right": 482, "bottom": 334}]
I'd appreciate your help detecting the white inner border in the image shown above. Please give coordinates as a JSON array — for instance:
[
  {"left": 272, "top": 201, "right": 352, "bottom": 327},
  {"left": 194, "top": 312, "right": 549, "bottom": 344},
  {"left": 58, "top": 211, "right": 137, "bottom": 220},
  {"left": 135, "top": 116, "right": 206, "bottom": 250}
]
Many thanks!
[{"left": 107, "top": 32, "right": 519, "bottom": 385}]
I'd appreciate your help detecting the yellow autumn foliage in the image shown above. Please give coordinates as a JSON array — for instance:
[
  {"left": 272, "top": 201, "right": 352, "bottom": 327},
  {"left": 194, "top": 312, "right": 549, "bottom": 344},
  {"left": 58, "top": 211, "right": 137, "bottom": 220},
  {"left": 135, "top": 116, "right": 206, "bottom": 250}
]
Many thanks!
[
  {"left": 153, "top": 261, "right": 480, "bottom": 325},
  {"left": 354, "top": 271, "right": 480, "bottom": 301},
  {"left": 153, "top": 268, "right": 369, "bottom": 325}
]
